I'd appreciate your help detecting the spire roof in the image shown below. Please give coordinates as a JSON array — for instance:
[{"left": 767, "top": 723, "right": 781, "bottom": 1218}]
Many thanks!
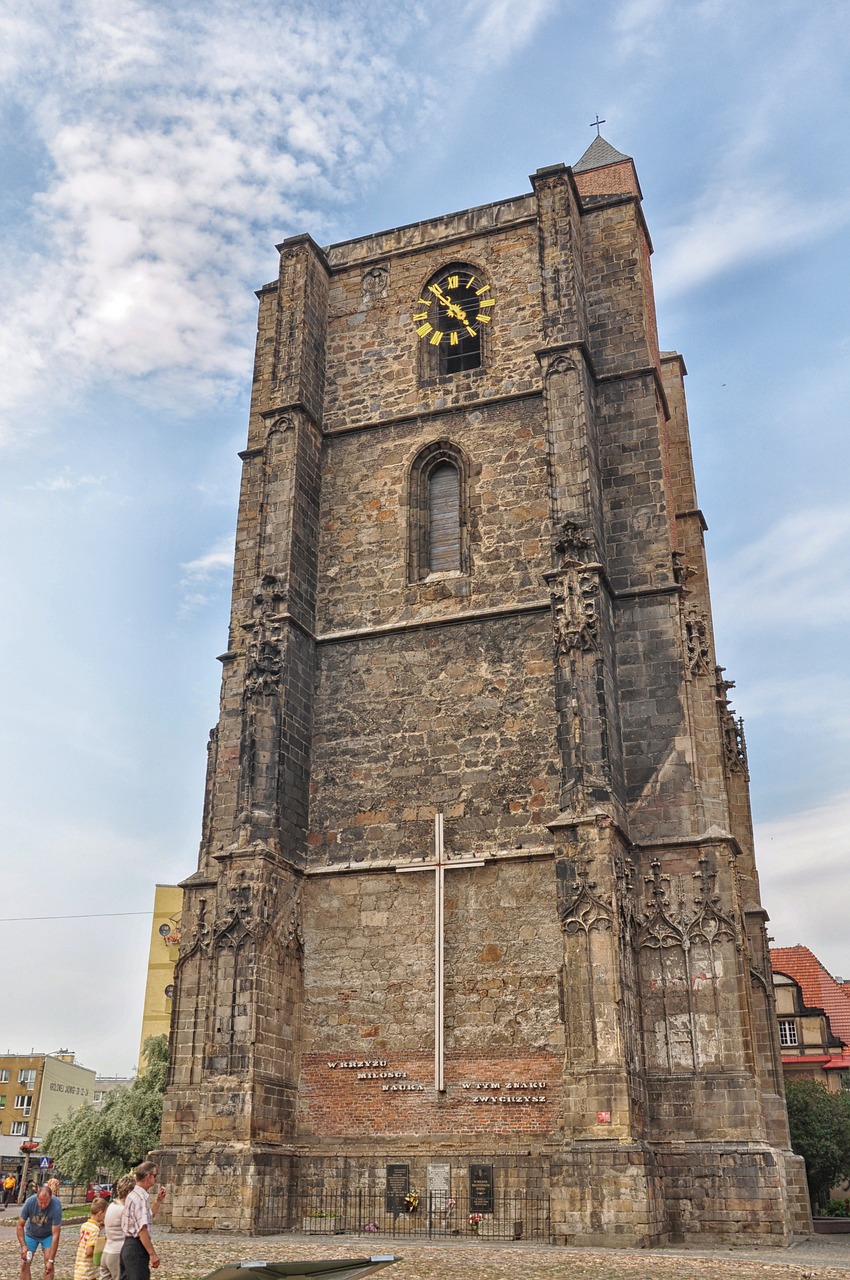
[{"left": 573, "top": 134, "right": 632, "bottom": 173}]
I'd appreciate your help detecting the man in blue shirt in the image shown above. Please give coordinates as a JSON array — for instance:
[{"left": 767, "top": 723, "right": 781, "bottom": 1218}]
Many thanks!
[{"left": 17, "top": 1184, "right": 62, "bottom": 1280}]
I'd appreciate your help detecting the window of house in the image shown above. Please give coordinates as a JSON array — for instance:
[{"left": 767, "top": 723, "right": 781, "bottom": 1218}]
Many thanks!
[
  {"left": 0, "top": 1070, "right": 9, "bottom": 1083},
  {"left": 14, "top": 1095, "right": 30, "bottom": 1109},
  {"left": 778, "top": 1018, "right": 798, "bottom": 1047},
  {"left": 0, "top": 1095, "right": 5, "bottom": 1107},
  {"left": 408, "top": 442, "right": 468, "bottom": 582},
  {"left": 18, "top": 1069, "right": 35, "bottom": 1086},
  {"left": 10, "top": 1121, "right": 28, "bottom": 1136}
]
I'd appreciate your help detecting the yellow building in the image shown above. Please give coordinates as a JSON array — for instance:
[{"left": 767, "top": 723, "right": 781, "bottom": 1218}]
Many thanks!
[
  {"left": 0, "top": 1052, "right": 95, "bottom": 1167},
  {"left": 138, "top": 884, "right": 182, "bottom": 1069}
]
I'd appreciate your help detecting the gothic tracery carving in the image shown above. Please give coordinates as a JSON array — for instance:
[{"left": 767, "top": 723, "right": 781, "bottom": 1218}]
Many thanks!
[
  {"left": 545, "top": 354, "right": 577, "bottom": 381},
  {"left": 637, "top": 856, "right": 736, "bottom": 951},
  {"left": 549, "top": 568, "right": 600, "bottom": 656},
  {"left": 557, "top": 857, "right": 613, "bottom": 934},
  {"left": 716, "top": 667, "right": 749, "bottom": 778},
  {"left": 684, "top": 608, "right": 711, "bottom": 675}
]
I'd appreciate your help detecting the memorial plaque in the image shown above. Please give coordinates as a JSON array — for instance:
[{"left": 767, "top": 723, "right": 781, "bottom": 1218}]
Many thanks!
[
  {"left": 427, "top": 1162, "right": 451, "bottom": 1198},
  {"left": 385, "top": 1163, "right": 410, "bottom": 1214},
  {"left": 469, "top": 1163, "right": 494, "bottom": 1213}
]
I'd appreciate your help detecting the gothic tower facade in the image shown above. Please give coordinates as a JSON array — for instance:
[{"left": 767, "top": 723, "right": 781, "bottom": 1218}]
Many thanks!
[{"left": 159, "top": 137, "right": 810, "bottom": 1245}]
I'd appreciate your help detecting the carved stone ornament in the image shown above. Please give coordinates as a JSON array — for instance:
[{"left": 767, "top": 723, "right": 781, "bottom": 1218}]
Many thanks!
[
  {"left": 715, "top": 667, "right": 749, "bottom": 778},
  {"left": 554, "top": 518, "right": 594, "bottom": 567},
  {"left": 637, "top": 856, "right": 737, "bottom": 952},
  {"left": 286, "top": 882, "right": 305, "bottom": 952},
  {"left": 672, "top": 550, "right": 696, "bottom": 588},
  {"left": 615, "top": 852, "right": 638, "bottom": 938},
  {"left": 252, "top": 572, "right": 288, "bottom": 619},
  {"left": 544, "top": 353, "right": 577, "bottom": 381},
  {"left": 176, "top": 894, "right": 212, "bottom": 962},
  {"left": 362, "top": 264, "right": 389, "bottom": 304},
  {"left": 684, "top": 608, "right": 711, "bottom": 675},
  {"left": 245, "top": 626, "right": 283, "bottom": 695},
  {"left": 549, "top": 567, "right": 600, "bottom": 657},
  {"left": 557, "top": 858, "right": 613, "bottom": 934},
  {"left": 215, "top": 869, "right": 280, "bottom": 946}
]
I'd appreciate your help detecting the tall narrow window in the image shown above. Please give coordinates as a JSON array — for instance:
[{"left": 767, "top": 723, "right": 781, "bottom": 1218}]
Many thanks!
[
  {"left": 428, "top": 463, "right": 461, "bottom": 573},
  {"left": 408, "top": 441, "right": 469, "bottom": 582}
]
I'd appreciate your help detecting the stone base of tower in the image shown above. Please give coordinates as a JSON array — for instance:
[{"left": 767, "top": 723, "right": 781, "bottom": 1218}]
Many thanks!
[{"left": 156, "top": 1140, "right": 810, "bottom": 1244}]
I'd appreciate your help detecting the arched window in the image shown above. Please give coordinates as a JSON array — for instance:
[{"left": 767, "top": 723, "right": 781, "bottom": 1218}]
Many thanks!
[
  {"left": 408, "top": 442, "right": 469, "bottom": 582},
  {"left": 428, "top": 463, "right": 461, "bottom": 573}
]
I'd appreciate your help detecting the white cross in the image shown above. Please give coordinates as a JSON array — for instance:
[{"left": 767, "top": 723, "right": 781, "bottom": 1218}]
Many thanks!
[{"left": 396, "top": 813, "right": 484, "bottom": 1092}]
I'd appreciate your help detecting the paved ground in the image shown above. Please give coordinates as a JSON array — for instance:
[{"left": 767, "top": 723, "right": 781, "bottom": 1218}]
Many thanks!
[{"left": 4, "top": 1217, "right": 850, "bottom": 1280}]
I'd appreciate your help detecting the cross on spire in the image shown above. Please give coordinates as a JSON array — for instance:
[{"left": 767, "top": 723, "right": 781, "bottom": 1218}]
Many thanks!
[{"left": 590, "top": 115, "right": 606, "bottom": 136}]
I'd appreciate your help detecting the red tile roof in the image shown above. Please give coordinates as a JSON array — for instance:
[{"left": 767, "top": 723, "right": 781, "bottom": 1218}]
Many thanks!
[{"left": 771, "top": 945, "right": 850, "bottom": 1050}]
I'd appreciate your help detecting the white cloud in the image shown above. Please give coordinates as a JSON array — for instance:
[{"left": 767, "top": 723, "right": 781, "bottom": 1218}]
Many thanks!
[
  {"left": 757, "top": 789, "right": 850, "bottom": 977},
  {"left": 654, "top": 182, "right": 850, "bottom": 300},
  {"left": 713, "top": 506, "right": 850, "bottom": 632},
  {"left": 0, "top": 0, "right": 434, "bottom": 439},
  {"left": 26, "top": 469, "right": 105, "bottom": 492},
  {"left": 470, "top": 0, "right": 558, "bottom": 63},
  {"left": 181, "top": 538, "right": 234, "bottom": 582},
  {"left": 179, "top": 534, "right": 234, "bottom": 611}
]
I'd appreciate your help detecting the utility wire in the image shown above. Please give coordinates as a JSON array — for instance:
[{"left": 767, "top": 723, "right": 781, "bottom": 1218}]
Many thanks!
[{"left": 0, "top": 910, "right": 154, "bottom": 922}]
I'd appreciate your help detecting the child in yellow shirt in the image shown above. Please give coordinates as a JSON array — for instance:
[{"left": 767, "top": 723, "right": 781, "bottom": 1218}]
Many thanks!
[{"left": 74, "top": 1199, "right": 107, "bottom": 1280}]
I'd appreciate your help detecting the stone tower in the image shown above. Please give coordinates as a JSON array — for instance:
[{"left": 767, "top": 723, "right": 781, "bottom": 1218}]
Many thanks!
[{"left": 159, "top": 136, "right": 811, "bottom": 1245}]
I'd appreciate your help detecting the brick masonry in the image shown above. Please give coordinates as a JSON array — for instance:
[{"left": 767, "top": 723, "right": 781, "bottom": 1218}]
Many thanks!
[{"left": 157, "top": 144, "right": 811, "bottom": 1245}]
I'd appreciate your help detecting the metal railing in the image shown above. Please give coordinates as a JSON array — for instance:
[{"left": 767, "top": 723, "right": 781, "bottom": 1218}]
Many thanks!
[{"left": 257, "top": 1188, "right": 550, "bottom": 1242}]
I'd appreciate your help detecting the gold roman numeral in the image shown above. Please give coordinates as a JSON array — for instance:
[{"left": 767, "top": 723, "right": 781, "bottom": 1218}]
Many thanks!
[
  {"left": 476, "top": 314, "right": 491, "bottom": 324},
  {"left": 417, "top": 323, "right": 433, "bottom": 337},
  {"left": 479, "top": 298, "right": 495, "bottom": 308},
  {"left": 412, "top": 312, "right": 428, "bottom": 322},
  {"left": 450, "top": 331, "right": 459, "bottom": 346},
  {"left": 430, "top": 330, "right": 443, "bottom": 345},
  {"left": 447, "top": 274, "right": 459, "bottom": 290},
  {"left": 475, "top": 284, "right": 491, "bottom": 296}
]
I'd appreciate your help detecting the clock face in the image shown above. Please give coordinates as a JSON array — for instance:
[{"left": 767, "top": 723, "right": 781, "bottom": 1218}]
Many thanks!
[{"left": 412, "top": 270, "right": 495, "bottom": 349}]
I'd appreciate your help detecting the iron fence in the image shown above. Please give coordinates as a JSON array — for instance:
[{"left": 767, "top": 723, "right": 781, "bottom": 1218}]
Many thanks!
[{"left": 257, "top": 1188, "right": 550, "bottom": 1242}]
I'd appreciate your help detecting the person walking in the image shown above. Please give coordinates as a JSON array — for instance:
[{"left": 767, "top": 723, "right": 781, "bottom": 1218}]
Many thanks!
[
  {"left": 17, "top": 1184, "right": 62, "bottom": 1280},
  {"left": 100, "top": 1176, "right": 135, "bottom": 1280},
  {"left": 119, "top": 1163, "right": 166, "bottom": 1280},
  {"left": 74, "top": 1199, "right": 107, "bottom": 1280}
]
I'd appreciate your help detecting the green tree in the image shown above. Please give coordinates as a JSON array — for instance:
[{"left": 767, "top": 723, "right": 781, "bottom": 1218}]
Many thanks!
[
  {"left": 785, "top": 1076, "right": 850, "bottom": 1209},
  {"left": 43, "top": 1036, "right": 168, "bottom": 1182}
]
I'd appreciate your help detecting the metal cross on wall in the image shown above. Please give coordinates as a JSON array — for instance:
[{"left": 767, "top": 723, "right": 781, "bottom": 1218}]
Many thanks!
[{"left": 396, "top": 813, "right": 485, "bottom": 1092}]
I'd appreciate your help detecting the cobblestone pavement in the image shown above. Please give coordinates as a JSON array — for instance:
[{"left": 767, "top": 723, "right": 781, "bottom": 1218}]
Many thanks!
[{"left": 3, "top": 1226, "right": 850, "bottom": 1280}]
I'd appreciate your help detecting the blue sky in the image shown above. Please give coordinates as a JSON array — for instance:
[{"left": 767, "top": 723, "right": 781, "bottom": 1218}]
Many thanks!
[{"left": 1, "top": 0, "right": 849, "bottom": 1076}]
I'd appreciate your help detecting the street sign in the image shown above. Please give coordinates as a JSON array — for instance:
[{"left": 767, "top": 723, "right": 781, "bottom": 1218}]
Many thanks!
[{"left": 39, "top": 1158, "right": 52, "bottom": 1169}]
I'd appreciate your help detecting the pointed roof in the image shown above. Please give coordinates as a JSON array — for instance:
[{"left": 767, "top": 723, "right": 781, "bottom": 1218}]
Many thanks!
[
  {"left": 770, "top": 945, "right": 850, "bottom": 1049},
  {"left": 573, "top": 134, "right": 632, "bottom": 173}
]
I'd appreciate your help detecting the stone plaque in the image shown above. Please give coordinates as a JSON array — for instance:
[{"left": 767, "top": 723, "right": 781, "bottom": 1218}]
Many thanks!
[
  {"left": 385, "top": 1163, "right": 409, "bottom": 1214},
  {"left": 469, "top": 1163, "right": 494, "bottom": 1213},
  {"left": 427, "top": 1162, "right": 451, "bottom": 1198}
]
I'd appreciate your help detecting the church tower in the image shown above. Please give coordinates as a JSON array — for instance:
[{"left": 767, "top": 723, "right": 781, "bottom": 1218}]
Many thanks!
[{"left": 159, "top": 137, "right": 811, "bottom": 1245}]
